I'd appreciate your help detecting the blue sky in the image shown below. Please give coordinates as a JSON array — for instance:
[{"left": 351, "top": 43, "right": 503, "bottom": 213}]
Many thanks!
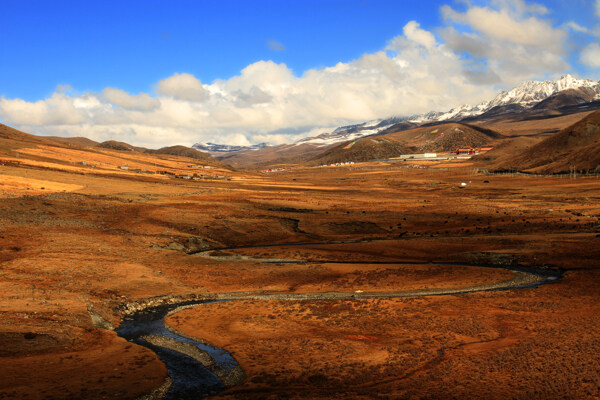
[
  {"left": 1, "top": 0, "right": 445, "bottom": 100},
  {"left": 1, "top": 0, "right": 599, "bottom": 147}
]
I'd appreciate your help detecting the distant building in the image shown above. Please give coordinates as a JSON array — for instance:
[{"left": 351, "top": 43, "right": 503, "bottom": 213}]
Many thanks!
[
  {"left": 453, "top": 146, "right": 494, "bottom": 155},
  {"left": 454, "top": 148, "right": 475, "bottom": 155}
]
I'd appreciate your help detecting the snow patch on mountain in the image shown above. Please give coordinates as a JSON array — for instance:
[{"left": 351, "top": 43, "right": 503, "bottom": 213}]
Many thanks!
[
  {"left": 413, "top": 75, "right": 600, "bottom": 123},
  {"left": 487, "top": 75, "right": 600, "bottom": 109},
  {"left": 294, "top": 117, "right": 408, "bottom": 147}
]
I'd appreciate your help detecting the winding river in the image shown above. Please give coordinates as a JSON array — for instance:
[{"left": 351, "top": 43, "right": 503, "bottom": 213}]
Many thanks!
[{"left": 116, "top": 248, "right": 562, "bottom": 399}]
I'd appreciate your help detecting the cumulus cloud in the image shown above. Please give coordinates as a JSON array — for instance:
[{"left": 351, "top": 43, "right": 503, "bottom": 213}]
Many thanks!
[
  {"left": 441, "top": 0, "right": 568, "bottom": 86},
  {"left": 234, "top": 86, "right": 273, "bottom": 107},
  {"left": 0, "top": 92, "right": 95, "bottom": 126},
  {"left": 0, "top": 0, "right": 577, "bottom": 148},
  {"left": 102, "top": 88, "right": 160, "bottom": 111},
  {"left": 442, "top": 6, "right": 561, "bottom": 48},
  {"left": 155, "top": 72, "right": 208, "bottom": 101},
  {"left": 490, "top": 0, "right": 549, "bottom": 16},
  {"left": 402, "top": 21, "right": 437, "bottom": 49},
  {"left": 581, "top": 43, "right": 600, "bottom": 68}
]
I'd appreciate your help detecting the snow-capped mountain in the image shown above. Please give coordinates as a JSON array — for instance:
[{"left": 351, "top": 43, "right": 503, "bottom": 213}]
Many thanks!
[
  {"left": 427, "top": 102, "right": 489, "bottom": 122},
  {"left": 294, "top": 117, "right": 411, "bottom": 147},
  {"left": 415, "top": 75, "right": 600, "bottom": 123},
  {"left": 487, "top": 74, "right": 600, "bottom": 109},
  {"left": 192, "top": 142, "right": 269, "bottom": 153},
  {"left": 193, "top": 75, "right": 600, "bottom": 153},
  {"left": 299, "top": 75, "right": 600, "bottom": 146}
]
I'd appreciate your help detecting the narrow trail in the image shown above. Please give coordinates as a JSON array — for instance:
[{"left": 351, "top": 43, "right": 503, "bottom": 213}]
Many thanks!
[{"left": 117, "top": 242, "right": 563, "bottom": 400}]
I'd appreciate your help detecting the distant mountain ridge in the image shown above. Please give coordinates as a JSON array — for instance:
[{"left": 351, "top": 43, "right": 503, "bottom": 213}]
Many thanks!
[
  {"left": 293, "top": 117, "right": 411, "bottom": 148},
  {"left": 191, "top": 74, "right": 600, "bottom": 159},
  {"left": 192, "top": 142, "right": 269, "bottom": 153},
  {"left": 418, "top": 75, "right": 600, "bottom": 123}
]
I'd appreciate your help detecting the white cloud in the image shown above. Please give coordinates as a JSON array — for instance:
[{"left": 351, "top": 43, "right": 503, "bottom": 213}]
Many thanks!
[
  {"left": 441, "top": 1, "right": 568, "bottom": 86},
  {"left": 442, "top": 4, "right": 564, "bottom": 50},
  {"left": 581, "top": 43, "right": 600, "bottom": 68},
  {"left": 490, "top": 0, "right": 549, "bottom": 16},
  {"left": 155, "top": 72, "right": 208, "bottom": 101},
  {"left": 218, "top": 60, "right": 295, "bottom": 96},
  {"left": 0, "top": 92, "right": 92, "bottom": 126},
  {"left": 102, "top": 88, "right": 160, "bottom": 111},
  {"left": 597, "top": 0, "right": 600, "bottom": 17},
  {"left": 217, "top": 133, "right": 252, "bottom": 146},
  {"left": 402, "top": 21, "right": 437, "bottom": 49},
  {"left": 563, "top": 21, "right": 591, "bottom": 34},
  {"left": 0, "top": 1, "right": 576, "bottom": 149}
]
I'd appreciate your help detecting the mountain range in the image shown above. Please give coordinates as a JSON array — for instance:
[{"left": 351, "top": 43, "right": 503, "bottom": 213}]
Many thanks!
[
  {"left": 424, "top": 74, "right": 600, "bottom": 122},
  {"left": 196, "top": 74, "right": 600, "bottom": 157}
]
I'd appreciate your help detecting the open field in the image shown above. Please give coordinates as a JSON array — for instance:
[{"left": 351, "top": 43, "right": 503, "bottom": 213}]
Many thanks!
[{"left": 0, "top": 138, "right": 599, "bottom": 399}]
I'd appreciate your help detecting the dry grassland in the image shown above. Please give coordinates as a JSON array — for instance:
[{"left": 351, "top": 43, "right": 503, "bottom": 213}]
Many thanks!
[{"left": 0, "top": 143, "right": 599, "bottom": 399}]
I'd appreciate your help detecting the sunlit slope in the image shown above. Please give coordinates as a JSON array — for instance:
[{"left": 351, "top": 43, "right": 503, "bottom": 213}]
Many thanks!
[{"left": 493, "top": 110, "right": 600, "bottom": 174}]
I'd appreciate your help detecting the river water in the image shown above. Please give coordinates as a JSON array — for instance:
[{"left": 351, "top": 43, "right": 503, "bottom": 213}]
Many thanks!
[
  {"left": 116, "top": 300, "right": 239, "bottom": 399},
  {"left": 115, "top": 261, "right": 562, "bottom": 399}
]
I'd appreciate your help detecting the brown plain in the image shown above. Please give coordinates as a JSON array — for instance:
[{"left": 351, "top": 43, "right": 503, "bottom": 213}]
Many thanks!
[{"left": 0, "top": 121, "right": 599, "bottom": 399}]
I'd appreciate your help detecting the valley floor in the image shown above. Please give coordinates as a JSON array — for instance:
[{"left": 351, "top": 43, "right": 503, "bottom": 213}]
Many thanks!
[{"left": 1, "top": 158, "right": 599, "bottom": 399}]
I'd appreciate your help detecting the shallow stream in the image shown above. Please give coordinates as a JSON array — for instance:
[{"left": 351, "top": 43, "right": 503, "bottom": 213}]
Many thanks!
[
  {"left": 116, "top": 256, "right": 562, "bottom": 399},
  {"left": 116, "top": 300, "right": 239, "bottom": 399}
]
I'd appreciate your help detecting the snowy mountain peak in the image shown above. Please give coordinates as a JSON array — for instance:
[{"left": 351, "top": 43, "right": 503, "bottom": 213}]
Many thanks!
[
  {"left": 412, "top": 75, "right": 600, "bottom": 124},
  {"left": 295, "top": 118, "right": 409, "bottom": 147},
  {"left": 487, "top": 75, "right": 600, "bottom": 109}
]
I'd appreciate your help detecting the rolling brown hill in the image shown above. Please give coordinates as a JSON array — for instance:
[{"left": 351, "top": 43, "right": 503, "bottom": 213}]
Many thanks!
[
  {"left": 0, "top": 123, "right": 59, "bottom": 146},
  {"left": 46, "top": 136, "right": 99, "bottom": 148},
  {"left": 82, "top": 140, "right": 226, "bottom": 167},
  {"left": 0, "top": 123, "right": 227, "bottom": 170},
  {"left": 310, "top": 137, "right": 409, "bottom": 165},
  {"left": 0, "top": 123, "right": 42, "bottom": 142},
  {"left": 0, "top": 123, "right": 79, "bottom": 155},
  {"left": 310, "top": 123, "right": 502, "bottom": 165},
  {"left": 97, "top": 140, "right": 147, "bottom": 152},
  {"left": 216, "top": 142, "right": 328, "bottom": 169},
  {"left": 493, "top": 109, "right": 600, "bottom": 174},
  {"left": 413, "top": 123, "right": 501, "bottom": 152},
  {"left": 150, "top": 145, "right": 225, "bottom": 165}
]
